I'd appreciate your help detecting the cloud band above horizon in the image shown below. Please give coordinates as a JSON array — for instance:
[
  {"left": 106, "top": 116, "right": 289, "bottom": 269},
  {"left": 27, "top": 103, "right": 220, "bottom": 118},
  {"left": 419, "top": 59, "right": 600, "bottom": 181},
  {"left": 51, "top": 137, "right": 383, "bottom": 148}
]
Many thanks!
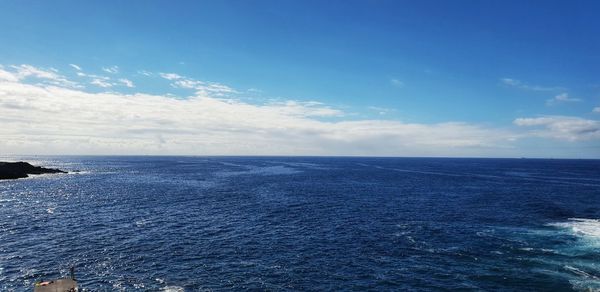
[{"left": 0, "top": 64, "right": 599, "bottom": 158}]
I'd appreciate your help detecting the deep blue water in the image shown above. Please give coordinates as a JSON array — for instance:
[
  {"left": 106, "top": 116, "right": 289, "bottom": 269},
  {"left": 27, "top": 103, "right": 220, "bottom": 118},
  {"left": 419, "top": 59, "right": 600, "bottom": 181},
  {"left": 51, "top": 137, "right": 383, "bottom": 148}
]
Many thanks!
[{"left": 1, "top": 156, "right": 599, "bottom": 291}]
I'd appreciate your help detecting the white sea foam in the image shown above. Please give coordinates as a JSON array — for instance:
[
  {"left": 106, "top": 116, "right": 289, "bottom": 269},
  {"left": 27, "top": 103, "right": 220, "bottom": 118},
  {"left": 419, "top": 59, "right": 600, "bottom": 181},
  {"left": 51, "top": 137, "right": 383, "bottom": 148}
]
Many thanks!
[
  {"left": 565, "top": 265, "right": 600, "bottom": 281},
  {"left": 546, "top": 218, "right": 600, "bottom": 291},
  {"left": 518, "top": 247, "right": 556, "bottom": 254},
  {"left": 565, "top": 265, "right": 600, "bottom": 292},
  {"left": 135, "top": 219, "right": 150, "bottom": 227},
  {"left": 161, "top": 286, "right": 185, "bottom": 292},
  {"left": 549, "top": 218, "right": 600, "bottom": 243},
  {"left": 69, "top": 170, "right": 91, "bottom": 175}
]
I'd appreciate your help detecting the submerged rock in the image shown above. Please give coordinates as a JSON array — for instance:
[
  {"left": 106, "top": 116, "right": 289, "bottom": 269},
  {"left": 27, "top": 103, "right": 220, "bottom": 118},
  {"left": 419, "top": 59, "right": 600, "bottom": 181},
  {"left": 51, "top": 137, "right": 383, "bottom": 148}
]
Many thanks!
[{"left": 0, "top": 161, "right": 67, "bottom": 180}]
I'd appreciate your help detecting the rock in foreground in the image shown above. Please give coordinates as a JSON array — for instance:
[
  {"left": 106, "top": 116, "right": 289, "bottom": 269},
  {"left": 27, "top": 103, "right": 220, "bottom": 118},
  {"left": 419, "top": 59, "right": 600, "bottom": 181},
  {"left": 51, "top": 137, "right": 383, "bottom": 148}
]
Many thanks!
[{"left": 0, "top": 161, "right": 67, "bottom": 180}]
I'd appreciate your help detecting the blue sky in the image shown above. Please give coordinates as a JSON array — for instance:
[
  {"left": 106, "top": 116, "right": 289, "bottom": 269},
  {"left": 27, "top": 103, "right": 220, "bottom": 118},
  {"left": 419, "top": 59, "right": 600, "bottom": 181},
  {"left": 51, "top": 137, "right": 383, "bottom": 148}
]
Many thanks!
[{"left": 0, "top": 1, "right": 599, "bottom": 157}]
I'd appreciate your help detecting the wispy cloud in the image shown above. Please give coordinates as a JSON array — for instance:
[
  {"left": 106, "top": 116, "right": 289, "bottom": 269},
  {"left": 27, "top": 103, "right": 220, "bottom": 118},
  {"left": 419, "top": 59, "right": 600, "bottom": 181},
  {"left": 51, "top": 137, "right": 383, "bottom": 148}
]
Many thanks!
[
  {"left": 137, "top": 70, "right": 152, "bottom": 76},
  {"left": 76, "top": 72, "right": 114, "bottom": 88},
  {"left": 500, "top": 78, "right": 564, "bottom": 92},
  {"left": 119, "top": 78, "right": 135, "bottom": 88},
  {"left": 593, "top": 107, "right": 600, "bottom": 113},
  {"left": 368, "top": 106, "right": 395, "bottom": 115},
  {"left": 0, "top": 64, "right": 81, "bottom": 88},
  {"left": 0, "top": 66, "right": 19, "bottom": 82},
  {"left": 546, "top": 92, "right": 581, "bottom": 106},
  {"left": 390, "top": 78, "right": 404, "bottom": 88},
  {"left": 266, "top": 100, "right": 343, "bottom": 117},
  {"left": 160, "top": 72, "right": 237, "bottom": 97},
  {"left": 159, "top": 72, "right": 183, "bottom": 80},
  {"left": 74, "top": 69, "right": 133, "bottom": 88},
  {"left": 514, "top": 116, "right": 600, "bottom": 141},
  {"left": 102, "top": 66, "right": 119, "bottom": 74},
  {"left": 247, "top": 88, "right": 262, "bottom": 93},
  {"left": 90, "top": 78, "right": 113, "bottom": 88},
  {"left": 69, "top": 64, "right": 82, "bottom": 71}
]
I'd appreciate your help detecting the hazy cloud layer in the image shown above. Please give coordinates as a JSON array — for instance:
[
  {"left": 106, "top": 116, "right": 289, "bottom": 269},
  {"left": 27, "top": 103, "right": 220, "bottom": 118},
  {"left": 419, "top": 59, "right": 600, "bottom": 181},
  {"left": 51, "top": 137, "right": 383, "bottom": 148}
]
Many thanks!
[
  {"left": 546, "top": 93, "right": 581, "bottom": 106},
  {"left": 500, "top": 78, "right": 564, "bottom": 92},
  {"left": 514, "top": 116, "right": 600, "bottom": 141},
  {"left": 0, "top": 65, "right": 598, "bottom": 156}
]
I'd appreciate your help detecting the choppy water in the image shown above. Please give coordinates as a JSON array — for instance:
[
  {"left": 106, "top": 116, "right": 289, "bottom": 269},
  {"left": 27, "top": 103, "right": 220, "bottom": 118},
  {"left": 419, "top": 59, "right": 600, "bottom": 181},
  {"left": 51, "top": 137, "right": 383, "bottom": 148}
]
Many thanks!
[{"left": 1, "top": 156, "right": 599, "bottom": 291}]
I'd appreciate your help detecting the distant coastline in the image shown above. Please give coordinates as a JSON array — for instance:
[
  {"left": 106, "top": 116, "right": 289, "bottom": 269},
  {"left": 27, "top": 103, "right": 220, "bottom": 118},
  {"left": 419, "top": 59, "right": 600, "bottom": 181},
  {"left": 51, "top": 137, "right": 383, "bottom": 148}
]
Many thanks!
[{"left": 0, "top": 161, "right": 67, "bottom": 180}]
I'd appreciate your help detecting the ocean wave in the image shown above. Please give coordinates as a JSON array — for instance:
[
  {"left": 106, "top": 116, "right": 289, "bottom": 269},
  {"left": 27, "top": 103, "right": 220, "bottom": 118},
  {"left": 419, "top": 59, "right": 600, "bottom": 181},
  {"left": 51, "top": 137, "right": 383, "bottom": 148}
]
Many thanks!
[
  {"left": 548, "top": 218, "right": 600, "bottom": 244},
  {"left": 565, "top": 265, "right": 600, "bottom": 292},
  {"left": 216, "top": 165, "right": 301, "bottom": 177},
  {"left": 546, "top": 218, "right": 600, "bottom": 291}
]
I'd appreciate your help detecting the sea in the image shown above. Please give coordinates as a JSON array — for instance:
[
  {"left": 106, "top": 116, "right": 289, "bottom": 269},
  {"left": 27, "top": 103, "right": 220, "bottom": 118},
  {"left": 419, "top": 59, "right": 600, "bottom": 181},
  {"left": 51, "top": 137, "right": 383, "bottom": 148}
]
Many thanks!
[{"left": 0, "top": 156, "right": 599, "bottom": 291}]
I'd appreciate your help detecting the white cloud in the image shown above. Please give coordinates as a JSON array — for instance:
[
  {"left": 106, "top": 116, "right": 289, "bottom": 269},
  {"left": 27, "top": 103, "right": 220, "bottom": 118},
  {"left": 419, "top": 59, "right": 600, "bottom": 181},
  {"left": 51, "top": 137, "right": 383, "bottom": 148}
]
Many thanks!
[
  {"left": 546, "top": 92, "right": 581, "bottom": 106},
  {"left": 593, "top": 107, "right": 600, "bottom": 113},
  {"left": 13, "top": 65, "right": 58, "bottom": 80},
  {"left": 138, "top": 70, "right": 152, "bottom": 76},
  {"left": 73, "top": 71, "right": 117, "bottom": 88},
  {"left": 2, "top": 64, "right": 81, "bottom": 88},
  {"left": 119, "top": 78, "right": 135, "bottom": 88},
  {"left": 161, "top": 73, "right": 238, "bottom": 97},
  {"left": 102, "top": 66, "right": 119, "bottom": 74},
  {"left": 159, "top": 72, "right": 183, "bottom": 80},
  {"left": 0, "top": 68, "right": 19, "bottom": 82},
  {"left": 90, "top": 78, "right": 113, "bottom": 88},
  {"left": 501, "top": 78, "right": 520, "bottom": 86},
  {"left": 554, "top": 93, "right": 571, "bottom": 101},
  {"left": 265, "top": 100, "right": 343, "bottom": 117},
  {"left": 514, "top": 116, "right": 600, "bottom": 141},
  {"left": 501, "top": 78, "right": 564, "bottom": 92},
  {"left": 193, "top": 83, "right": 237, "bottom": 97},
  {"left": 3, "top": 63, "right": 598, "bottom": 156},
  {"left": 171, "top": 79, "right": 199, "bottom": 88},
  {"left": 0, "top": 69, "right": 519, "bottom": 156},
  {"left": 69, "top": 64, "right": 82, "bottom": 71}
]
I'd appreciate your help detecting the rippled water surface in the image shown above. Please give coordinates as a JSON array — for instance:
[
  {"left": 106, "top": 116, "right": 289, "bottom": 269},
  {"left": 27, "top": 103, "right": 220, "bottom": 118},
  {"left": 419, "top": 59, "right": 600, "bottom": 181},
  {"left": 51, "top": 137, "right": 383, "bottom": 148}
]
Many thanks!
[{"left": 1, "top": 156, "right": 599, "bottom": 291}]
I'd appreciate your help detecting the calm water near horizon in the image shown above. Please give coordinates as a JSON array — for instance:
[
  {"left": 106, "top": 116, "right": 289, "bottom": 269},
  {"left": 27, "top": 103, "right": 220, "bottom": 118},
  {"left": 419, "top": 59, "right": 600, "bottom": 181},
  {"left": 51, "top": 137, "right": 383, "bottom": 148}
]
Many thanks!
[{"left": 1, "top": 156, "right": 599, "bottom": 291}]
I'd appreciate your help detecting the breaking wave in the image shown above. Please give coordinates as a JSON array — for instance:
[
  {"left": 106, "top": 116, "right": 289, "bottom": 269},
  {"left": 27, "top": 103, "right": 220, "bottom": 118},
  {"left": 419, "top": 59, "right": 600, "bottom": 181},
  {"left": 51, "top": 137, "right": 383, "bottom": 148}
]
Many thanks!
[
  {"left": 548, "top": 218, "right": 600, "bottom": 246},
  {"left": 547, "top": 218, "right": 600, "bottom": 291}
]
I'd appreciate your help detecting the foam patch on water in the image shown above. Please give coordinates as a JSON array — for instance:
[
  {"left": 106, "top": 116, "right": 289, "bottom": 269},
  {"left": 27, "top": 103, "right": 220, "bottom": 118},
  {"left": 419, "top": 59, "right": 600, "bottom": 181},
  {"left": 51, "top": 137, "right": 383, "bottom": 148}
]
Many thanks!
[
  {"left": 548, "top": 218, "right": 600, "bottom": 246},
  {"left": 565, "top": 265, "right": 600, "bottom": 292},
  {"left": 69, "top": 170, "right": 91, "bottom": 175},
  {"left": 161, "top": 286, "right": 185, "bottom": 292},
  {"left": 546, "top": 218, "right": 600, "bottom": 291},
  {"left": 135, "top": 219, "right": 150, "bottom": 227}
]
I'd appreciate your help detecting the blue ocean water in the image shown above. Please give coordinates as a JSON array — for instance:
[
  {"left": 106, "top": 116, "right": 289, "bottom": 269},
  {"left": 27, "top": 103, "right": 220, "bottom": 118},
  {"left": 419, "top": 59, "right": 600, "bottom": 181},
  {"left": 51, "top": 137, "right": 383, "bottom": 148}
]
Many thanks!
[{"left": 1, "top": 156, "right": 599, "bottom": 291}]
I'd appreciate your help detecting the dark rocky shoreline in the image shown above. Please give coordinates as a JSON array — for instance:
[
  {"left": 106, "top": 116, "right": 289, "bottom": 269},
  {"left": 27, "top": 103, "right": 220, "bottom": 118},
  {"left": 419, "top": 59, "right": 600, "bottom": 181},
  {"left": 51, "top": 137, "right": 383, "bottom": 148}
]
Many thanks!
[{"left": 0, "top": 161, "right": 67, "bottom": 180}]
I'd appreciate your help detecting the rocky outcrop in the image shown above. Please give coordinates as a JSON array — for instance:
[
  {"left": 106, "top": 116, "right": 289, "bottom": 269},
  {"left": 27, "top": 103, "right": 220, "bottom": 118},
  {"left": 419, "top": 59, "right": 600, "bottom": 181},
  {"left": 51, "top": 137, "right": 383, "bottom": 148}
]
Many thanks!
[{"left": 0, "top": 161, "right": 67, "bottom": 180}]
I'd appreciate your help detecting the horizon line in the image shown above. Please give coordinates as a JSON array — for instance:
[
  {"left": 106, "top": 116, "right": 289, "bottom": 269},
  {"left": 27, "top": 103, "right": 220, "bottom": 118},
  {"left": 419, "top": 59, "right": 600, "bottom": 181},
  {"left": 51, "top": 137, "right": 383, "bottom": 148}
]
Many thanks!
[{"left": 2, "top": 154, "right": 599, "bottom": 160}]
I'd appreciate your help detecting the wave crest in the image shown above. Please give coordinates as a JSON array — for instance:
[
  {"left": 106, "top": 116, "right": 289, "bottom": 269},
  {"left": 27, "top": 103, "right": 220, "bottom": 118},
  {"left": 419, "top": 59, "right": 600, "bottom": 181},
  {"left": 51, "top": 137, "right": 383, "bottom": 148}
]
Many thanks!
[{"left": 549, "top": 218, "right": 600, "bottom": 241}]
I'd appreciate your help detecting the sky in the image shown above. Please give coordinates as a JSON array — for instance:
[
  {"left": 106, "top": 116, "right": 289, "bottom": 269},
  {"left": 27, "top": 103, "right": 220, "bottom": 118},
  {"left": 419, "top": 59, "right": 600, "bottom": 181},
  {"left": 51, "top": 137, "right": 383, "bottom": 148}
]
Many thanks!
[{"left": 0, "top": 0, "right": 599, "bottom": 158}]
